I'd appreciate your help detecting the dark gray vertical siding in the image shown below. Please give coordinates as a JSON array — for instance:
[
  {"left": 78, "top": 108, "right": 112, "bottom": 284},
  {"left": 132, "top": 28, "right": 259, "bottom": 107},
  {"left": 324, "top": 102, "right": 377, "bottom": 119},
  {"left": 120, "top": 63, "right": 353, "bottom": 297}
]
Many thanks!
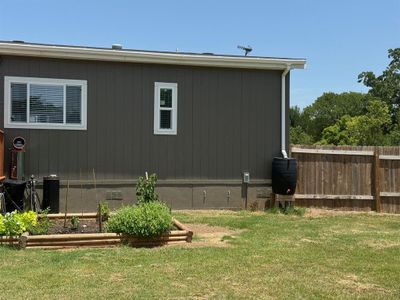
[
  {"left": 175, "top": 68, "right": 193, "bottom": 179},
  {"left": 0, "top": 55, "right": 283, "bottom": 180}
]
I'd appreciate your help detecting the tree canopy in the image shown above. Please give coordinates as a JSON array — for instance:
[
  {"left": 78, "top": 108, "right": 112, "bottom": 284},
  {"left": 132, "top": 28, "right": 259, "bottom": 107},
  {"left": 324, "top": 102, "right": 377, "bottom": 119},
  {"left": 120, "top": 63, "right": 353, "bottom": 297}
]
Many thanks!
[{"left": 290, "top": 48, "right": 400, "bottom": 146}]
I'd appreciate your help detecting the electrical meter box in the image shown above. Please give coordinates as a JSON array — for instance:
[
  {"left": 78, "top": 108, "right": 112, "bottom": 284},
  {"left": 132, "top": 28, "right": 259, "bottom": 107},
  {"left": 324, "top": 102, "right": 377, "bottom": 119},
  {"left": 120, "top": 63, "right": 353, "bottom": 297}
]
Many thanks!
[{"left": 242, "top": 172, "right": 250, "bottom": 183}]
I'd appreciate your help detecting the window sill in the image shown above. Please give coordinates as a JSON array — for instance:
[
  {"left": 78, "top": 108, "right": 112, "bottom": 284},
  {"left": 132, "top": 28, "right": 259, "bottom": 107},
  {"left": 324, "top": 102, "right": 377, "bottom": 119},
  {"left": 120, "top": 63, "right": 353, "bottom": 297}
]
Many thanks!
[
  {"left": 4, "top": 123, "right": 87, "bottom": 130},
  {"left": 153, "top": 129, "right": 177, "bottom": 135}
]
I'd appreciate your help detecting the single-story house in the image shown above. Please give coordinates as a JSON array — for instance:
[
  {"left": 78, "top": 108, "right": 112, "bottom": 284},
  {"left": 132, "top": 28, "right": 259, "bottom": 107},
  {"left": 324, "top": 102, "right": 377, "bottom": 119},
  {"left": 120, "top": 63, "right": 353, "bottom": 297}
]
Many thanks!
[{"left": 0, "top": 41, "right": 306, "bottom": 212}]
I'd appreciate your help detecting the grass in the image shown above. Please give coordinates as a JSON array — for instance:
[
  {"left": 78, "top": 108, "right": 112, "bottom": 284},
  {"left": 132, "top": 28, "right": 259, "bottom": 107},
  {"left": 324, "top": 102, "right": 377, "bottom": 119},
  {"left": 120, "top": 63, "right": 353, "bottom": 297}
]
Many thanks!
[{"left": 1, "top": 210, "right": 400, "bottom": 299}]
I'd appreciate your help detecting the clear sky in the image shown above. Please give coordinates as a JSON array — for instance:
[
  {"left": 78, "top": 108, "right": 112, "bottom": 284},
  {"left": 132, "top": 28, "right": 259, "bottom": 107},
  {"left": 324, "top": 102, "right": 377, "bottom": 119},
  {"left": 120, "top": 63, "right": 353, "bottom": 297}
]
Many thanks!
[{"left": 0, "top": 0, "right": 398, "bottom": 108}]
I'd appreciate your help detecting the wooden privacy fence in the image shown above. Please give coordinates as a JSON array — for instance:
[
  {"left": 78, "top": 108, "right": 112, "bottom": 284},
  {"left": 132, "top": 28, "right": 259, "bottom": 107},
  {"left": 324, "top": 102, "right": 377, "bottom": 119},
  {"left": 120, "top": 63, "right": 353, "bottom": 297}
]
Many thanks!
[{"left": 290, "top": 145, "right": 400, "bottom": 213}]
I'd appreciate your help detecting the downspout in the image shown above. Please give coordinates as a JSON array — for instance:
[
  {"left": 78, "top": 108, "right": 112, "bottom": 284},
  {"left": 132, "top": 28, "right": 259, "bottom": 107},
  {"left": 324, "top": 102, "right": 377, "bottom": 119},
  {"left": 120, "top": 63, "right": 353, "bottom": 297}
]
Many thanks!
[{"left": 281, "top": 65, "right": 291, "bottom": 158}]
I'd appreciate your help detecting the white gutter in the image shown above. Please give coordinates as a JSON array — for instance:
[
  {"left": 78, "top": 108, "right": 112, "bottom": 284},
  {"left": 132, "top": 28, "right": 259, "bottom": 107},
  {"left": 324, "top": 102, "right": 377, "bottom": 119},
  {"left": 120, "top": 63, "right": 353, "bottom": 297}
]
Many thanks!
[
  {"left": 281, "top": 65, "right": 291, "bottom": 155},
  {"left": 0, "top": 42, "right": 306, "bottom": 71}
]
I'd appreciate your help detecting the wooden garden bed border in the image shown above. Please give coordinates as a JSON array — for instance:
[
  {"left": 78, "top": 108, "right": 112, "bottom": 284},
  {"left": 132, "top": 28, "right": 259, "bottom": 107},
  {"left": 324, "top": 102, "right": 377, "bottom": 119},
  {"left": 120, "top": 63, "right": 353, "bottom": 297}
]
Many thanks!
[{"left": 1, "top": 217, "right": 193, "bottom": 250}]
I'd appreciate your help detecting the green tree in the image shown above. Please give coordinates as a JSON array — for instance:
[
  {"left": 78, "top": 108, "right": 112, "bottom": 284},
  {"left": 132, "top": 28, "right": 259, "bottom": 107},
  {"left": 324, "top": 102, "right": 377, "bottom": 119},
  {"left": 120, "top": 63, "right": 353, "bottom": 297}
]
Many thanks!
[
  {"left": 302, "top": 92, "right": 369, "bottom": 141},
  {"left": 358, "top": 48, "right": 400, "bottom": 119},
  {"left": 319, "top": 100, "right": 391, "bottom": 146},
  {"left": 289, "top": 105, "right": 303, "bottom": 128},
  {"left": 289, "top": 126, "right": 314, "bottom": 145}
]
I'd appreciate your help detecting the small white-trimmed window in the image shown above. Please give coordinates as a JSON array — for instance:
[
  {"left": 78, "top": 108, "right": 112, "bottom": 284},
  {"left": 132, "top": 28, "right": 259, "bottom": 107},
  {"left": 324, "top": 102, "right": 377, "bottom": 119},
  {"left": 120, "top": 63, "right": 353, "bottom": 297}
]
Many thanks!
[
  {"left": 154, "top": 82, "right": 177, "bottom": 135},
  {"left": 4, "top": 76, "right": 87, "bottom": 130}
]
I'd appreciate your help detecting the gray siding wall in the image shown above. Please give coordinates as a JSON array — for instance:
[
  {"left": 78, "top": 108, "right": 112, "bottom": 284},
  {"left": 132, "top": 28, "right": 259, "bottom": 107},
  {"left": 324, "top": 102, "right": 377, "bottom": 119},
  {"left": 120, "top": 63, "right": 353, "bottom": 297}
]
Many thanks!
[{"left": 0, "top": 55, "right": 287, "bottom": 182}]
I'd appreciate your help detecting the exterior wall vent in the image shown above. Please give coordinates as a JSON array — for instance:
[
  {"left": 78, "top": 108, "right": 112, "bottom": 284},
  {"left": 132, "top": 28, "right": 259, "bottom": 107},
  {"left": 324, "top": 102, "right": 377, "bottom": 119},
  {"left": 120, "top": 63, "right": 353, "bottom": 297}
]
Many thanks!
[
  {"left": 112, "top": 44, "right": 123, "bottom": 50},
  {"left": 106, "top": 190, "right": 123, "bottom": 200}
]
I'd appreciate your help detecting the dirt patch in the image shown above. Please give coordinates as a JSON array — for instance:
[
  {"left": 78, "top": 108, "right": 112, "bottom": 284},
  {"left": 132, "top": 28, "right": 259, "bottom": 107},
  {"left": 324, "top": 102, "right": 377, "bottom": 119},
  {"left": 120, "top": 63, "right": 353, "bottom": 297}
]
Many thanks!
[
  {"left": 181, "top": 223, "right": 244, "bottom": 248},
  {"left": 337, "top": 274, "right": 390, "bottom": 294},
  {"left": 362, "top": 240, "right": 400, "bottom": 249},
  {"left": 304, "top": 208, "right": 377, "bottom": 218},
  {"left": 47, "top": 218, "right": 103, "bottom": 234},
  {"left": 177, "top": 210, "right": 244, "bottom": 217}
]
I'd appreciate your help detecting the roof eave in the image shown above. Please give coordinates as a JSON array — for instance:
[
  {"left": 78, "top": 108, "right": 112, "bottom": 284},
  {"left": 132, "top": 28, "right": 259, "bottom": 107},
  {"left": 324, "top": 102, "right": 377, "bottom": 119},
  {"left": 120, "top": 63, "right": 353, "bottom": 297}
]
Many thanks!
[{"left": 0, "top": 43, "right": 306, "bottom": 70}]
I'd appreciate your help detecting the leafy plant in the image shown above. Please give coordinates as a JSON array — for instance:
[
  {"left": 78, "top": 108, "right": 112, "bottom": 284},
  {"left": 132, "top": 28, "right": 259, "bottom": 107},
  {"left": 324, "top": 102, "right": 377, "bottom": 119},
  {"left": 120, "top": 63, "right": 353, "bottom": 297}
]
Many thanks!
[
  {"left": 265, "top": 205, "right": 306, "bottom": 216},
  {"left": 265, "top": 206, "right": 280, "bottom": 214},
  {"left": 2, "top": 211, "right": 26, "bottom": 236},
  {"left": 18, "top": 211, "right": 38, "bottom": 231},
  {"left": 70, "top": 216, "right": 80, "bottom": 230},
  {"left": 0, "top": 215, "right": 5, "bottom": 235},
  {"left": 106, "top": 202, "right": 172, "bottom": 237},
  {"left": 283, "top": 205, "right": 306, "bottom": 216},
  {"left": 136, "top": 173, "right": 159, "bottom": 204},
  {"left": 0, "top": 211, "right": 39, "bottom": 236},
  {"left": 249, "top": 201, "right": 259, "bottom": 212},
  {"left": 99, "top": 201, "right": 111, "bottom": 221},
  {"left": 30, "top": 208, "right": 51, "bottom": 235}
]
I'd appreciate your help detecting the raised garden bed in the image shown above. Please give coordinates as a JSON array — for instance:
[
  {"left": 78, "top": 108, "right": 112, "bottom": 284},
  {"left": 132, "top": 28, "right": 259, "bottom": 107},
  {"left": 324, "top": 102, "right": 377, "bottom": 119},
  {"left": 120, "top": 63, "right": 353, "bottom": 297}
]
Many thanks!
[{"left": 0, "top": 214, "right": 192, "bottom": 250}]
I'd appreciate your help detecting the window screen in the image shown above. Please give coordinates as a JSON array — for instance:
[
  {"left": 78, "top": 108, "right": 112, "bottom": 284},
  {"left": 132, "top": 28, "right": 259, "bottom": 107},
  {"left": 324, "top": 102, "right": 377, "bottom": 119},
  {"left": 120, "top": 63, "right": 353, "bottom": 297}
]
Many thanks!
[
  {"left": 10, "top": 83, "right": 27, "bottom": 122},
  {"left": 160, "top": 88, "right": 172, "bottom": 108},
  {"left": 30, "top": 84, "right": 64, "bottom": 123},
  {"left": 160, "top": 110, "right": 172, "bottom": 129},
  {"left": 66, "top": 85, "right": 82, "bottom": 124}
]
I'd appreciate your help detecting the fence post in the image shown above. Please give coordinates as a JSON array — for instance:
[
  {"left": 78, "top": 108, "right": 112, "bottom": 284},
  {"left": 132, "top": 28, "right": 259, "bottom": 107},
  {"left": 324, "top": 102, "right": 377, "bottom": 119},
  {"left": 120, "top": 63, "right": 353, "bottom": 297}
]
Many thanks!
[{"left": 372, "top": 148, "right": 381, "bottom": 212}]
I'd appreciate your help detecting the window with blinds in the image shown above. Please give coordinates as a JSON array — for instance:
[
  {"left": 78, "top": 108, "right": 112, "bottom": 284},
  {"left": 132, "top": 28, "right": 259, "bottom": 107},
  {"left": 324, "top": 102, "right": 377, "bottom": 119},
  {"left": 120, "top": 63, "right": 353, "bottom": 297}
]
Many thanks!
[
  {"left": 4, "top": 77, "right": 87, "bottom": 130},
  {"left": 154, "top": 82, "right": 177, "bottom": 135}
]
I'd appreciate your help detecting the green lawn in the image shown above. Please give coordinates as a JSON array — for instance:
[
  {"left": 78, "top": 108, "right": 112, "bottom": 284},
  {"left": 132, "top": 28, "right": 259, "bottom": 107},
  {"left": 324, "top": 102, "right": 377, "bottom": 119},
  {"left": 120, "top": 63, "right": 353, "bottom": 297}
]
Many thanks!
[{"left": 0, "top": 210, "right": 399, "bottom": 299}]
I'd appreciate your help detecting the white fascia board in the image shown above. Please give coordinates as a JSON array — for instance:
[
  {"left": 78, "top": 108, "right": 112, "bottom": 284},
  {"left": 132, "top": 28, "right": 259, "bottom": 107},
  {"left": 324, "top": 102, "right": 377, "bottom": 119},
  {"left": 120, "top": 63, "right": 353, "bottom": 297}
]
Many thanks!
[{"left": 0, "top": 43, "right": 306, "bottom": 70}]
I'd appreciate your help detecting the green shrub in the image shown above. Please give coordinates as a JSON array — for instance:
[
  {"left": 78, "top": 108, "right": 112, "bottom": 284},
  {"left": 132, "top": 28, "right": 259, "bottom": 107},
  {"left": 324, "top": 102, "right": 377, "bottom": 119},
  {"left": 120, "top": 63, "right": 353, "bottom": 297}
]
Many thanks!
[
  {"left": 0, "top": 215, "right": 5, "bottom": 235},
  {"left": 18, "top": 211, "right": 38, "bottom": 231},
  {"left": 136, "top": 173, "right": 159, "bottom": 204},
  {"left": 106, "top": 202, "right": 172, "bottom": 237},
  {"left": 30, "top": 209, "right": 51, "bottom": 235},
  {"left": 2, "top": 211, "right": 37, "bottom": 236},
  {"left": 0, "top": 211, "right": 52, "bottom": 236}
]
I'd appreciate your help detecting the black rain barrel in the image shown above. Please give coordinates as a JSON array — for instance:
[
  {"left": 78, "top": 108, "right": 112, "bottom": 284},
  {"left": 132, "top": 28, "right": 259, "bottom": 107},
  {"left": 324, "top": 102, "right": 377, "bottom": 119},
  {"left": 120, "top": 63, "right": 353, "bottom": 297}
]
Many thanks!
[
  {"left": 272, "top": 157, "right": 297, "bottom": 195},
  {"left": 43, "top": 175, "right": 60, "bottom": 213}
]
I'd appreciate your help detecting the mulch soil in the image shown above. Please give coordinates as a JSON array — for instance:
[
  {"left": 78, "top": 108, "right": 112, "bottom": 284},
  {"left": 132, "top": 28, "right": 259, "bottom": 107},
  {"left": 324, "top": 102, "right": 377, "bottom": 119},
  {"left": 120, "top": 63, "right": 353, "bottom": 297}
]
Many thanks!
[{"left": 48, "top": 218, "right": 105, "bottom": 234}]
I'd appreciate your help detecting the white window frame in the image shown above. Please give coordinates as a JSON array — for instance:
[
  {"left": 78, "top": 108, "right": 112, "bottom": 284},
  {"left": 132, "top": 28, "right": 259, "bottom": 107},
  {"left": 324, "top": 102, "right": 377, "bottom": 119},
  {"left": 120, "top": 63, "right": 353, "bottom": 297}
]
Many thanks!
[
  {"left": 4, "top": 76, "right": 87, "bottom": 130},
  {"left": 154, "top": 82, "right": 177, "bottom": 135}
]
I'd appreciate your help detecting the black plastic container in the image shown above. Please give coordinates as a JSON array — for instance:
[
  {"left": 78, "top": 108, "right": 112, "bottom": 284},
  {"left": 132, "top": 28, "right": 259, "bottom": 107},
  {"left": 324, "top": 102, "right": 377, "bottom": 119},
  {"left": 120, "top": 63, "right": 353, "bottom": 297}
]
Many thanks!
[
  {"left": 4, "top": 179, "right": 27, "bottom": 212},
  {"left": 43, "top": 175, "right": 60, "bottom": 213},
  {"left": 272, "top": 157, "right": 297, "bottom": 195}
]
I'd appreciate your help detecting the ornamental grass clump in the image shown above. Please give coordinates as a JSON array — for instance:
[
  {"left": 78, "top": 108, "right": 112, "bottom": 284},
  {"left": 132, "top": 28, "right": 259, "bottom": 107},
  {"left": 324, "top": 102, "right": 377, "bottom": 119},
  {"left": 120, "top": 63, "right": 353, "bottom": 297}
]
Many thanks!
[{"left": 106, "top": 202, "right": 172, "bottom": 237}]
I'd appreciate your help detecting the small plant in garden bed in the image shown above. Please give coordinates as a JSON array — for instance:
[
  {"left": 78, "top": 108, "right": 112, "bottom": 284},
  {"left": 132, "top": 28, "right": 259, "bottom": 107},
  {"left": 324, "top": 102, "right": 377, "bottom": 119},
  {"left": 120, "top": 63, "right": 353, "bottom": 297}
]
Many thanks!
[
  {"left": 99, "top": 201, "right": 111, "bottom": 221},
  {"left": 70, "top": 216, "right": 80, "bottom": 230},
  {"left": 30, "top": 208, "right": 51, "bottom": 235},
  {"left": 136, "top": 173, "right": 159, "bottom": 204}
]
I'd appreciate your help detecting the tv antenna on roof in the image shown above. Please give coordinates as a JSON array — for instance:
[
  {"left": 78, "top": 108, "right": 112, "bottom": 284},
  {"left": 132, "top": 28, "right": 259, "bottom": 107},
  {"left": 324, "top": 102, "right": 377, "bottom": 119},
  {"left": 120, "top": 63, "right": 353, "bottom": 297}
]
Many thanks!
[{"left": 237, "top": 45, "right": 252, "bottom": 56}]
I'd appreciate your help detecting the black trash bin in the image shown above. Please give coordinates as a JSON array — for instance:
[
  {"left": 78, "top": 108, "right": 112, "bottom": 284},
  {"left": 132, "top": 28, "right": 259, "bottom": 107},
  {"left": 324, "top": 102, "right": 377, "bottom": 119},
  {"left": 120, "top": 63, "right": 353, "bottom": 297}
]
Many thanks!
[
  {"left": 272, "top": 157, "right": 297, "bottom": 195},
  {"left": 43, "top": 175, "right": 60, "bottom": 213},
  {"left": 4, "top": 179, "right": 27, "bottom": 212}
]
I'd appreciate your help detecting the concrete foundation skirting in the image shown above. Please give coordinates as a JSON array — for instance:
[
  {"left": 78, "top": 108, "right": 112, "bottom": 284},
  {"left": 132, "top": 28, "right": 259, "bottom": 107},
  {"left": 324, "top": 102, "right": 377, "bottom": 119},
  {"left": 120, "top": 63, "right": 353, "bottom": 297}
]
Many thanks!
[{"left": 35, "top": 181, "right": 273, "bottom": 213}]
